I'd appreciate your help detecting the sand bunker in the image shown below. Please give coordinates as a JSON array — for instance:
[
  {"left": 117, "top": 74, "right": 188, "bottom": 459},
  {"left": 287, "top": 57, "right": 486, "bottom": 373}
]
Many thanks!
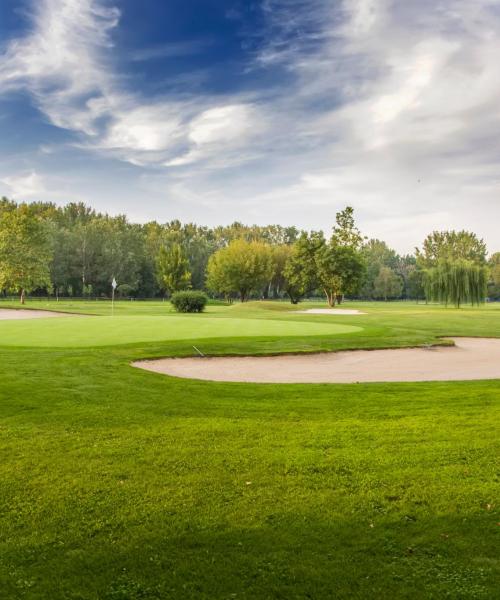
[
  {"left": 0, "top": 309, "right": 77, "bottom": 320},
  {"left": 133, "top": 338, "right": 500, "bottom": 383},
  {"left": 297, "top": 308, "right": 365, "bottom": 315}
]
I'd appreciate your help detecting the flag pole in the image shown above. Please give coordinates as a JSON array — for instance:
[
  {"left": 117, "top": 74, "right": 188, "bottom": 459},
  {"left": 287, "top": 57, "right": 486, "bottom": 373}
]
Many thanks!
[{"left": 111, "top": 276, "right": 117, "bottom": 317}]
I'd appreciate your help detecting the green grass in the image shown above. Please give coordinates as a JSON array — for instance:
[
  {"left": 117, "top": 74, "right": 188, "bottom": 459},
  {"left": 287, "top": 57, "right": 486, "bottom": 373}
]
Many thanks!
[
  {"left": 0, "top": 314, "right": 360, "bottom": 348},
  {"left": 0, "top": 300, "right": 499, "bottom": 599}
]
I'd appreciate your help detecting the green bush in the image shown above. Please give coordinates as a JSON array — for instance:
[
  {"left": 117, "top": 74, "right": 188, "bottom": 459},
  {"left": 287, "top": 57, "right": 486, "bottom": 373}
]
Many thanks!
[{"left": 170, "top": 290, "right": 208, "bottom": 313}]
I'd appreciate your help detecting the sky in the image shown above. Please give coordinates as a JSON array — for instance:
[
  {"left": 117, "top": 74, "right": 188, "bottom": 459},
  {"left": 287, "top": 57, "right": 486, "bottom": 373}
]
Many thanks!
[{"left": 0, "top": 0, "right": 499, "bottom": 253}]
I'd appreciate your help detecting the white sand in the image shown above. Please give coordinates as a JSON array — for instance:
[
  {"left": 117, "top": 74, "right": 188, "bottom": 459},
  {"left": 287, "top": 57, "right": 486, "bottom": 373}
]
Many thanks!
[
  {"left": 0, "top": 308, "right": 77, "bottom": 320},
  {"left": 297, "top": 308, "right": 365, "bottom": 315},
  {"left": 133, "top": 338, "right": 500, "bottom": 383}
]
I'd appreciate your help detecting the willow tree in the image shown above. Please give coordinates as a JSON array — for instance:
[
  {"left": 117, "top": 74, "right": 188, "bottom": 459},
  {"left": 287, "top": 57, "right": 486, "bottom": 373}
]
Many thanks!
[{"left": 424, "top": 260, "right": 488, "bottom": 308}]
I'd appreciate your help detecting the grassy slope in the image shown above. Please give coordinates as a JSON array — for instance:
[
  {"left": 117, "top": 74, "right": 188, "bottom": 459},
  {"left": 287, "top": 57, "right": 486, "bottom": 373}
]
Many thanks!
[{"left": 0, "top": 300, "right": 499, "bottom": 599}]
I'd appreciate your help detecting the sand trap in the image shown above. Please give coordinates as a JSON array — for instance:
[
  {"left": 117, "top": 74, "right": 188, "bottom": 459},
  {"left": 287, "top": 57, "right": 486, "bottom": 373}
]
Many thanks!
[
  {"left": 133, "top": 338, "right": 500, "bottom": 383},
  {"left": 297, "top": 308, "right": 365, "bottom": 315},
  {"left": 0, "top": 309, "right": 77, "bottom": 320}
]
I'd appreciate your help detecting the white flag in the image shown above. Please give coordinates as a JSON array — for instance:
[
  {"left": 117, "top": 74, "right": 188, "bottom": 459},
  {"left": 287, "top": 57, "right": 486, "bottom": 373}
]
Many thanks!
[{"left": 112, "top": 277, "right": 117, "bottom": 290}]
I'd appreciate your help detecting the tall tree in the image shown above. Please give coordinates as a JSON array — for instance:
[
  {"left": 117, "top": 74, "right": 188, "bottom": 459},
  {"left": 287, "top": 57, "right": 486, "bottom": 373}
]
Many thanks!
[
  {"left": 0, "top": 205, "right": 52, "bottom": 303},
  {"left": 156, "top": 243, "right": 191, "bottom": 296},
  {"left": 314, "top": 208, "right": 365, "bottom": 306}
]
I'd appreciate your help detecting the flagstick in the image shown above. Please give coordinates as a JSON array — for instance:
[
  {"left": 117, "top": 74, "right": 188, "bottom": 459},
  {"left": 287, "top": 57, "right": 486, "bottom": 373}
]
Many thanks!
[{"left": 111, "top": 276, "right": 117, "bottom": 317}]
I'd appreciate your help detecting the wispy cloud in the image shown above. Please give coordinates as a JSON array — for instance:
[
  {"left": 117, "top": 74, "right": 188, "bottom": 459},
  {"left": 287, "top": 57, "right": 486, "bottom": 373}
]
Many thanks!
[
  {"left": 0, "top": 0, "right": 499, "bottom": 251},
  {"left": 0, "top": 0, "right": 261, "bottom": 168}
]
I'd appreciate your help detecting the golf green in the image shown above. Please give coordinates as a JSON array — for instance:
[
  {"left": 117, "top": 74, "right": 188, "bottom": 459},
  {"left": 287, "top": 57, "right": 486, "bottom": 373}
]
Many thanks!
[{"left": 0, "top": 314, "right": 362, "bottom": 347}]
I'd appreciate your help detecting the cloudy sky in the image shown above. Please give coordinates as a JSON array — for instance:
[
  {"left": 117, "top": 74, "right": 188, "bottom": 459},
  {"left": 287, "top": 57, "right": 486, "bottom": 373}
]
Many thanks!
[{"left": 1, "top": 0, "right": 499, "bottom": 252}]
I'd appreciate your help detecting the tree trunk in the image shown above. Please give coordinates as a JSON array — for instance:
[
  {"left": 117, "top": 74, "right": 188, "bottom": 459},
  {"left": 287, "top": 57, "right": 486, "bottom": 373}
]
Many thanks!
[
  {"left": 324, "top": 288, "right": 336, "bottom": 307},
  {"left": 20, "top": 289, "right": 25, "bottom": 304}
]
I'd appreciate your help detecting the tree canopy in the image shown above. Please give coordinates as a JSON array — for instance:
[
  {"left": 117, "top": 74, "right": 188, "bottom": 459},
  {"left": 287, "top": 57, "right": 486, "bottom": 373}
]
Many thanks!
[
  {"left": 0, "top": 204, "right": 52, "bottom": 303},
  {"left": 206, "top": 239, "right": 274, "bottom": 302}
]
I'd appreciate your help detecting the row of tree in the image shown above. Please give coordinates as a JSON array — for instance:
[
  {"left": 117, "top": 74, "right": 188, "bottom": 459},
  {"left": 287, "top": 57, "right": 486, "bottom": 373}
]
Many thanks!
[{"left": 0, "top": 197, "right": 498, "bottom": 306}]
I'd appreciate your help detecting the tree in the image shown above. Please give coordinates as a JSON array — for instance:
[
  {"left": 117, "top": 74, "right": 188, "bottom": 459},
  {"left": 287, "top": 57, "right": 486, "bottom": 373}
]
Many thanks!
[
  {"left": 0, "top": 205, "right": 52, "bottom": 303},
  {"left": 416, "top": 231, "right": 487, "bottom": 267},
  {"left": 156, "top": 243, "right": 191, "bottom": 296},
  {"left": 269, "top": 244, "right": 292, "bottom": 299},
  {"left": 487, "top": 252, "right": 500, "bottom": 300},
  {"left": 424, "top": 260, "right": 488, "bottom": 308},
  {"left": 313, "top": 208, "right": 365, "bottom": 307},
  {"left": 373, "top": 266, "right": 403, "bottom": 300},
  {"left": 332, "top": 206, "right": 364, "bottom": 249},
  {"left": 417, "top": 230, "right": 488, "bottom": 307},
  {"left": 360, "top": 239, "right": 399, "bottom": 299},
  {"left": 206, "top": 239, "right": 273, "bottom": 302},
  {"left": 316, "top": 244, "right": 365, "bottom": 306}
]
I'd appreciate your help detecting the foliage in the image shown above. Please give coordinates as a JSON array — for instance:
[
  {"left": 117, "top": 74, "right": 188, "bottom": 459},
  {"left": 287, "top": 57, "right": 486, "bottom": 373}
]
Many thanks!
[
  {"left": 156, "top": 243, "right": 191, "bottom": 295},
  {"left": 170, "top": 290, "right": 208, "bottom": 313},
  {"left": 416, "top": 230, "right": 487, "bottom": 267},
  {"left": 315, "top": 208, "right": 365, "bottom": 306},
  {"left": 488, "top": 252, "right": 500, "bottom": 299},
  {"left": 316, "top": 244, "right": 365, "bottom": 306},
  {"left": 0, "top": 199, "right": 495, "bottom": 308},
  {"left": 424, "top": 260, "right": 488, "bottom": 307},
  {"left": 373, "top": 266, "right": 403, "bottom": 300},
  {"left": 331, "top": 206, "right": 364, "bottom": 249},
  {"left": 0, "top": 203, "right": 52, "bottom": 302},
  {"left": 283, "top": 232, "right": 325, "bottom": 303},
  {"left": 206, "top": 239, "right": 274, "bottom": 301}
]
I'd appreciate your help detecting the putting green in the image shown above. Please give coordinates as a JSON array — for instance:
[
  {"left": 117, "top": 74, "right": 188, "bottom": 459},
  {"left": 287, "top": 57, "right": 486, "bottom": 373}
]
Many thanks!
[{"left": 0, "top": 315, "right": 362, "bottom": 348}]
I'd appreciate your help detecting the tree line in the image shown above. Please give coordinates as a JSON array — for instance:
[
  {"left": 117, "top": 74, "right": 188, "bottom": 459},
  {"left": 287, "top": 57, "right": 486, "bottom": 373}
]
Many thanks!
[{"left": 0, "top": 197, "right": 498, "bottom": 306}]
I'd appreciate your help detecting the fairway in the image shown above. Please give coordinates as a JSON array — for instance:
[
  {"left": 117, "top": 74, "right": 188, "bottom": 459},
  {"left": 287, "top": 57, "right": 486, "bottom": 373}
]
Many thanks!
[
  {"left": 0, "top": 300, "right": 499, "bottom": 600},
  {"left": 0, "top": 313, "right": 360, "bottom": 347}
]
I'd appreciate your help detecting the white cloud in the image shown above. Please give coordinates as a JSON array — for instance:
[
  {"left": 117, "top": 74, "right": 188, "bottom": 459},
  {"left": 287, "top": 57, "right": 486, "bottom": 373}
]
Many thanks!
[
  {"left": 1, "top": 172, "right": 46, "bottom": 198},
  {"left": 0, "top": 0, "right": 262, "bottom": 168},
  {"left": 1, "top": 0, "right": 500, "bottom": 252}
]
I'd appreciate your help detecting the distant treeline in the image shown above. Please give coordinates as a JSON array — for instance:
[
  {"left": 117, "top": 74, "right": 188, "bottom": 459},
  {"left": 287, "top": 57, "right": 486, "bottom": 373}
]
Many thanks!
[{"left": 0, "top": 198, "right": 499, "bottom": 305}]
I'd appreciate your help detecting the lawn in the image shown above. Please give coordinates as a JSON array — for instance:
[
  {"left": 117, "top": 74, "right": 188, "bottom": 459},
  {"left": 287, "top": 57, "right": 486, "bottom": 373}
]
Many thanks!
[{"left": 0, "top": 300, "right": 499, "bottom": 599}]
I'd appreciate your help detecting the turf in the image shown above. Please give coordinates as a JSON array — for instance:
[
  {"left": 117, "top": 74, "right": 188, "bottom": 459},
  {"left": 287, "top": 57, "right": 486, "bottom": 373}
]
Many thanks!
[
  {"left": 0, "top": 314, "right": 360, "bottom": 348},
  {"left": 0, "top": 300, "right": 499, "bottom": 599}
]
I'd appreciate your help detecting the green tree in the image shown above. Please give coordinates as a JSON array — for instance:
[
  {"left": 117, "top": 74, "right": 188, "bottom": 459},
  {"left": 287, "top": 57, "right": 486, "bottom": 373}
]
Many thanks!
[
  {"left": 487, "top": 252, "right": 500, "bottom": 300},
  {"left": 316, "top": 244, "right": 365, "bottom": 306},
  {"left": 206, "top": 239, "right": 273, "bottom": 302},
  {"left": 0, "top": 205, "right": 52, "bottom": 303},
  {"left": 416, "top": 231, "right": 487, "bottom": 267},
  {"left": 417, "top": 230, "right": 488, "bottom": 307},
  {"left": 314, "top": 208, "right": 365, "bottom": 306},
  {"left": 360, "top": 239, "right": 398, "bottom": 299},
  {"left": 332, "top": 206, "right": 364, "bottom": 249},
  {"left": 424, "top": 260, "right": 488, "bottom": 308},
  {"left": 373, "top": 266, "right": 403, "bottom": 300},
  {"left": 156, "top": 243, "right": 191, "bottom": 296}
]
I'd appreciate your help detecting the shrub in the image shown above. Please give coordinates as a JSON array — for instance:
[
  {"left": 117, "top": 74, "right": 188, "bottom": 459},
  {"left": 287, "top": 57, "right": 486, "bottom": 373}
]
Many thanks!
[{"left": 170, "top": 290, "right": 208, "bottom": 313}]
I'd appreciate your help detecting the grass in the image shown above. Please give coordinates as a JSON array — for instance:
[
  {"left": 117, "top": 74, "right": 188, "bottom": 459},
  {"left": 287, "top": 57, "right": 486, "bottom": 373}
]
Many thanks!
[{"left": 0, "top": 299, "right": 499, "bottom": 599}]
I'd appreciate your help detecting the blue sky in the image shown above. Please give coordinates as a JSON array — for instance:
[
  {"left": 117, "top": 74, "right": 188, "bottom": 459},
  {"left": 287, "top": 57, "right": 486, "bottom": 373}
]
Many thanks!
[{"left": 1, "top": 0, "right": 499, "bottom": 253}]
